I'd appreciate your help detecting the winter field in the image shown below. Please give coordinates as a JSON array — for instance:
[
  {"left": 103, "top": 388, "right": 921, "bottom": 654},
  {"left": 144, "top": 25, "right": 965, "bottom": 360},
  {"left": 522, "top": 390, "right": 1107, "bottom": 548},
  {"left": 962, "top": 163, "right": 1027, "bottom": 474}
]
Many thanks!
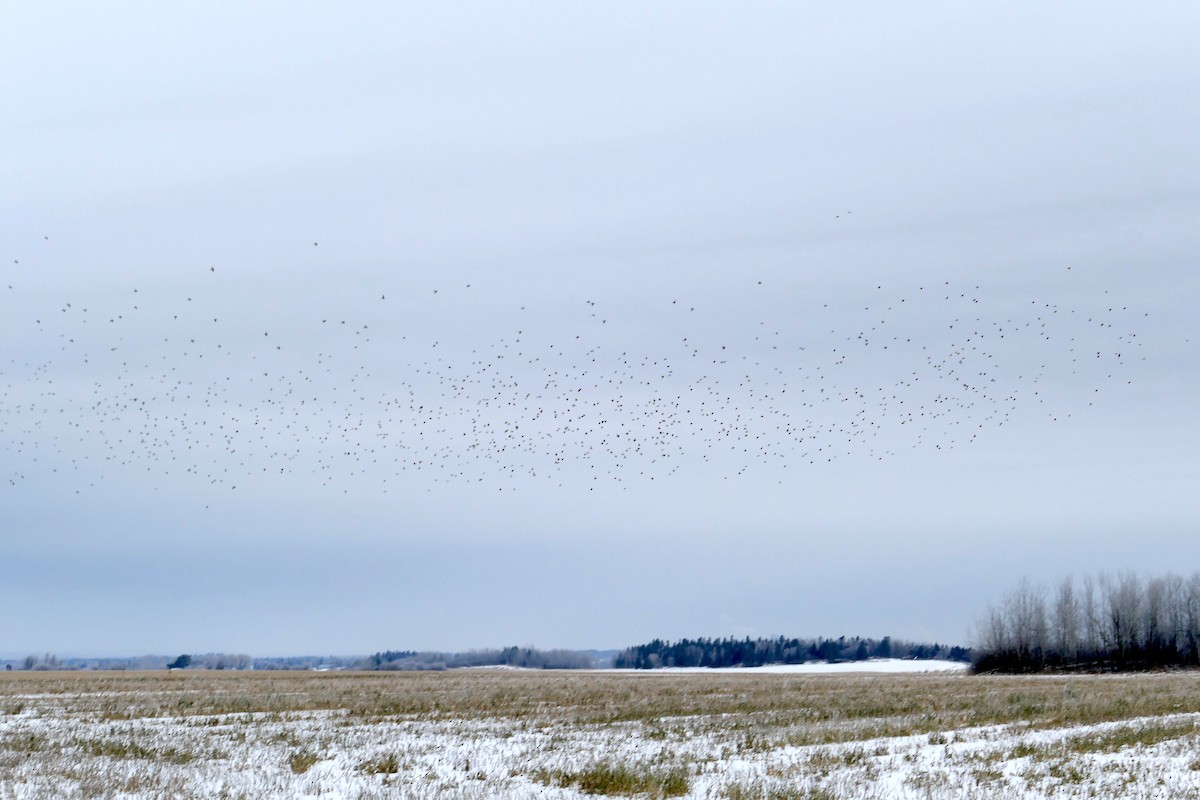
[{"left": 3, "top": 668, "right": 1200, "bottom": 799}]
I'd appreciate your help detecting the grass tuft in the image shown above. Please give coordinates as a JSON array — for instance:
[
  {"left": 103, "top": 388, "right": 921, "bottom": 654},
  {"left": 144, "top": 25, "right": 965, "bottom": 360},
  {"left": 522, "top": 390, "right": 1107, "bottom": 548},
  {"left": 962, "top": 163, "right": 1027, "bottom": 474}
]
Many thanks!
[
  {"left": 288, "top": 749, "right": 320, "bottom": 774},
  {"left": 358, "top": 752, "right": 403, "bottom": 775},
  {"left": 75, "top": 735, "right": 198, "bottom": 764},
  {"left": 1064, "top": 720, "right": 1198, "bottom": 754},
  {"left": 541, "top": 760, "right": 690, "bottom": 797},
  {"left": 723, "top": 782, "right": 842, "bottom": 800}
]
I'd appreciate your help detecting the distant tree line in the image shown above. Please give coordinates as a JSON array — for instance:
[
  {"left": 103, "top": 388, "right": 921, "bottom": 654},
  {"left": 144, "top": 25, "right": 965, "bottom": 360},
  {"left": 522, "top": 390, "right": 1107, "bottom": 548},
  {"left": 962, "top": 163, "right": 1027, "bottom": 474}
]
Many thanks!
[
  {"left": 163, "top": 653, "right": 252, "bottom": 671},
  {"left": 18, "top": 654, "right": 66, "bottom": 671},
  {"left": 252, "top": 655, "right": 362, "bottom": 671},
  {"left": 3, "top": 652, "right": 255, "bottom": 671},
  {"left": 10, "top": 654, "right": 168, "bottom": 671},
  {"left": 0, "top": 653, "right": 370, "bottom": 672},
  {"left": 364, "top": 647, "right": 594, "bottom": 671},
  {"left": 613, "top": 636, "right": 970, "bottom": 669},
  {"left": 974, "top": 572, "right": 1200, "bottom": 673}
]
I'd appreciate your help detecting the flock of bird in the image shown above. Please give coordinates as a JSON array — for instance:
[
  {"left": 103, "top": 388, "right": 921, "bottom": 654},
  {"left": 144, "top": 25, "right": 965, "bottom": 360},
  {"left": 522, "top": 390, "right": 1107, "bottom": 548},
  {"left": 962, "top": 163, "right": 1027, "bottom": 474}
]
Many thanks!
[{"left": 2, "top": 235, "right": 1144, "bottom": 496}]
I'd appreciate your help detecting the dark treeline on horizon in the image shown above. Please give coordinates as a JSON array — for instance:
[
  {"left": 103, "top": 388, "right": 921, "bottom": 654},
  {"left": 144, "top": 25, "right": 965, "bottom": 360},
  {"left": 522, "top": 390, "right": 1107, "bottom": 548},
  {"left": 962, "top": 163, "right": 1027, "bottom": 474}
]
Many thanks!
[
  {"left": 975, "top": 572, "right": 1200, "bottom": 673},
  {"left": 614, "top": 636, "right": 970, "bottom": 669}
]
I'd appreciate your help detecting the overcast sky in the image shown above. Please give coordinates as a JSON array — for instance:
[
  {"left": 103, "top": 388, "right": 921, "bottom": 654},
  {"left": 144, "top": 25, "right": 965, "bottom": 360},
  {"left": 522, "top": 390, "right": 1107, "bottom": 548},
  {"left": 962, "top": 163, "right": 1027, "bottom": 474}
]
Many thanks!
[{"left": 2, "top": 3, "right": 1198, "bottom": 657}]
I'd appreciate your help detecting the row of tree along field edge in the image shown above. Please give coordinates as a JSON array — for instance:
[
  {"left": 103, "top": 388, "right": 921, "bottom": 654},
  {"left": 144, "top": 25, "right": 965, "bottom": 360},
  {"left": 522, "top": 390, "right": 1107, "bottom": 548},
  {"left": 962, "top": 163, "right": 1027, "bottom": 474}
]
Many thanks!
[{"left": 975, "top": 571, "right": 1200, "bottom": 673}]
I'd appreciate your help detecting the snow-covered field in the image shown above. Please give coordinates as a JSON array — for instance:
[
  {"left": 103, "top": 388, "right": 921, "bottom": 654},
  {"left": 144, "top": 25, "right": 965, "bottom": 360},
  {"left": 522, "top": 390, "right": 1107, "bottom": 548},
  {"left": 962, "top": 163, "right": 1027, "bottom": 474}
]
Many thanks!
[{"left": 2, "top": 669, "right": 1199, "bottom": 799}]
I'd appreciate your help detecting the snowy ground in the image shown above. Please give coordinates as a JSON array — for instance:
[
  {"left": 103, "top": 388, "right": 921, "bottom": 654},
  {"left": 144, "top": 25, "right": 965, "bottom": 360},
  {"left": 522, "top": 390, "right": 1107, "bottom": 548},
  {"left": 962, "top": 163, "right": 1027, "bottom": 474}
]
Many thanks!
[
  {"left": 606, "top": 659, "right": 971, "bottom": 675},
  {"left": 2, "top": 670, "right": 1199, "bottom": 799}
]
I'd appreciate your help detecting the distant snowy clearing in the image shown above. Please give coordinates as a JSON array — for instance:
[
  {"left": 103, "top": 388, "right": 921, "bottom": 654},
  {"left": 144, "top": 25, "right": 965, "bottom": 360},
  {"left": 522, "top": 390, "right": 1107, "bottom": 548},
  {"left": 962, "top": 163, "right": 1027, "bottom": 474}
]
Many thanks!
[{"left": 602, "top": 658, "right": 970, "bottom": 674}]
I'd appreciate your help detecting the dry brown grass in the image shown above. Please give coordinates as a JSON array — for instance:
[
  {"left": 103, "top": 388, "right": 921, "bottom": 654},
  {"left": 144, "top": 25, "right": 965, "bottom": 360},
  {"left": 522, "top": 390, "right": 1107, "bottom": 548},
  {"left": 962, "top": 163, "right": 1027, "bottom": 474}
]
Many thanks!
[
  {"left": 3, "top": 669, "right": 1200, "bottom": 739},
  {"left": 5, "top": 670, "right": 1200, "bottom": 798}
]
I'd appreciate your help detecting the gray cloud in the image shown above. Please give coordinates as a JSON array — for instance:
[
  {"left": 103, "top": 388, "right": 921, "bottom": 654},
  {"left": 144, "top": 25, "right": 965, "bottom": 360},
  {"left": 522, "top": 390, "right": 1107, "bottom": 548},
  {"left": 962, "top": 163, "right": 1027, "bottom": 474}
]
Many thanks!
[{"left": 1, "top": 3, "right": 1197, "bottom": 655}]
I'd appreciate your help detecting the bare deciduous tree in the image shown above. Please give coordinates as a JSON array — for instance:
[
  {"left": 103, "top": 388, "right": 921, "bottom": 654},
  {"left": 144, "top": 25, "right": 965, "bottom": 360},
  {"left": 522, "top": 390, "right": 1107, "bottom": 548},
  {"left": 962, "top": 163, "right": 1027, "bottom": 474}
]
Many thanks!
[{"left": 976, "top": 571, "right": 1200, "bottom": 672}]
